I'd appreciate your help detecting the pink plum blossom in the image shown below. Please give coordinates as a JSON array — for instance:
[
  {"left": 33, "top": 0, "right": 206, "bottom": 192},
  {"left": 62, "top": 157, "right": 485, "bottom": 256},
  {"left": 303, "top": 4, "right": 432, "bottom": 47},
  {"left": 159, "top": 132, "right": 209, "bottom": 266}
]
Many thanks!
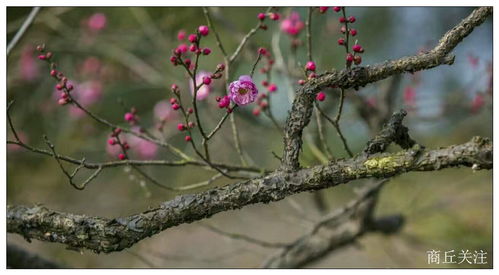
[
  {"left": 87, "top": 13, "right": 107, "bottom": 31},
  {"left": 19, "top": 46, "right": 39, "bottom": 81},
  {"left": 68, "top": 81, "right": 103, "bottom": 118},
  {"left": 280, "top": 12, "right": 305, "bottom": 36},
  {"left": 190, "top": 71, "right": 212, "bottom": 100},
  {"left": 154, "top": 100, "right": 178, "bottom": 121}
]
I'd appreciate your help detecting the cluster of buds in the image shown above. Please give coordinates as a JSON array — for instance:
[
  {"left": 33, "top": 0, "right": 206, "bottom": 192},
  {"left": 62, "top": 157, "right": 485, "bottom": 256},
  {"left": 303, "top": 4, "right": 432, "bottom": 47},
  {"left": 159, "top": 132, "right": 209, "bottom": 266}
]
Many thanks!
[
  {"left": 215, "top": 95, "right": 232, "bottom": 112},
  {"left": 168, "top": 84, "right": 197, "bottom": 141},
  {"left": 257, "top": 10, "right": 280, "bottom": 30},
  {"left": 36, "top": 44, "right": 75, "bottom": 105},
  {"left": 334, "top": 7, "right": 364, "bottom": 67},
  {"left": 107, "top": 128, "right": 129, "bottom": 160},
  {"left": 305, "top": 61, "right": 318, "bottom": 80},
  {"left": 124, "top": 107, "right": 139, "bottom": 125},
  {"left": 257, "top": 47, "right": 276, "bottom": 80},
  {"left": 251, "top": 49, "right": 277, "bottom": 93},
  {"left": 169, "top": 25, "right": 211, "bottom": 69},
  {"left": 252, "top": 93, "right": 269, "bottom": 116}
]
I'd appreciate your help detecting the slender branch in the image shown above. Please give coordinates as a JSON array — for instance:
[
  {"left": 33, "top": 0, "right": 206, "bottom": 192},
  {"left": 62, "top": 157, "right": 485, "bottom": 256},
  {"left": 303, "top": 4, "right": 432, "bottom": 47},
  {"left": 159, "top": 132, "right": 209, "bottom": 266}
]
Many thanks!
[
  {"left": 43, "top": 135, "right": 102, "bottom": 190},
  {"left": 200, "top": 223, "right": 289, "bottom": 249},
  {"left": 7, "top": 101, "right": 20, "bottom": 142},
  {"left": 6, "top": 139, "right": 265, "bottom": 173},
  {"left": 313, "top": 104, "right": 333, "bottom": 159},
  {"left": 316, "top": 102, "right": 354, "bottom": 158},
  {"left": 230, "top": 115, "right": 247, "bottom": 166},
  {"left": 7, "top": 136, "right": 492, "bottom": 253},
  {"left": 206, "top": 111, "right": 232, "bottom": 139},
  {"left": 228, "top": 7, "right": 272, "bottom": 65},
  {"left": 202, "top": 7, "right": 228, "bottom": 58},
  {"left": 68, "top": 93, "right": 191, "bottom": 161},
  {"left": 7, "top": 7, "right": 41, "bottom": 56},
  {"left": 250, "top": 52, "right": 263, "bottom": 78},
  {"left": 306, "top": 7, "right": 313, "bottom": 61}
]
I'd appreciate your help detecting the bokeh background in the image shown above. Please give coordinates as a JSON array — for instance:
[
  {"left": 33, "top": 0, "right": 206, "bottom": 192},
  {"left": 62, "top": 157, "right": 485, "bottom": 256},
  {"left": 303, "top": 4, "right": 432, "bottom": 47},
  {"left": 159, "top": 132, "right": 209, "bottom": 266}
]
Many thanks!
[{"left": 7, "top": 7, "right": 492, "bottom": 268}]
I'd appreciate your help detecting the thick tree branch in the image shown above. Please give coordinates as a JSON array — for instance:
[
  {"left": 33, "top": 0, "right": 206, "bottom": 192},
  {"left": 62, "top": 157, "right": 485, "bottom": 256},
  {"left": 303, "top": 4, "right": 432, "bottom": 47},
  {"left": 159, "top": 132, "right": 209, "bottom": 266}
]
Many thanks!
[
  {"left": 281, "top": 7, "right": 492, "bottom": 170},
  {"left": 7, "top": 136, "right": 491, "bottom": 253},
  {"left": 263, "top": 180, "right": 404, "bottom": 268}
]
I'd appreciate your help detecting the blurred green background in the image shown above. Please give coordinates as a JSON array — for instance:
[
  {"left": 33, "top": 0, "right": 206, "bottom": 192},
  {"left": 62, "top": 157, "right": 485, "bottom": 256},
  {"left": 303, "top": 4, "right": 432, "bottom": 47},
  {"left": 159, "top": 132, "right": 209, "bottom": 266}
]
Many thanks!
[{"left": 7, "top": 7, "right": 492, "bottom": 268}]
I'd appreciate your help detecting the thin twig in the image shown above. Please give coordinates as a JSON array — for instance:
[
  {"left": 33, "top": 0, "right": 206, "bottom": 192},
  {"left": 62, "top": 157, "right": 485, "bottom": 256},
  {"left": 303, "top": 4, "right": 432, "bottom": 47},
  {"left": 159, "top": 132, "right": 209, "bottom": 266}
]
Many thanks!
[
  {"left": 228, "top": 7, "right": 272, "bottom": 65},
  {"left": 316, "top": 94, "right": 354, "bottom": 158},
  {"left": 43, "top": 135, "right": 102, "bottom": 190},
  {"left": 202, "top": 7, "right": 228, "bottom": 58},
  {"left": 314, "top": 104, "right": 333, "bottom": 159},
  {"left": 68, "top": 93, "right": 191, "bottom": 161},
  {"left": 7, "top": 7, "right": 41, "bottom": 56},
  {"left": 200, "top": 223, "right": 289, "bottom": 249},
  {"left": 206, "top": 110, "right": 233, "bottom": 139},
  {"left": 6, "top": 140, "right": 265, "bottom": 173},
  {"left": 250, "top": 52, "right": 263, "bottom": 78},
  {"left": 306, "top": 7, "right": 313, "bottom": 61}
]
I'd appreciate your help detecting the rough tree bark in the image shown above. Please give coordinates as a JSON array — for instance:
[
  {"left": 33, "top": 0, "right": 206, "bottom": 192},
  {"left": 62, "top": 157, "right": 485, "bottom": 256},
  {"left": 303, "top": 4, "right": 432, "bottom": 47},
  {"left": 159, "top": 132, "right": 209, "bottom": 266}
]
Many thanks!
[{"left": 6, "top": 7, "right": 493, "bottom": 259}]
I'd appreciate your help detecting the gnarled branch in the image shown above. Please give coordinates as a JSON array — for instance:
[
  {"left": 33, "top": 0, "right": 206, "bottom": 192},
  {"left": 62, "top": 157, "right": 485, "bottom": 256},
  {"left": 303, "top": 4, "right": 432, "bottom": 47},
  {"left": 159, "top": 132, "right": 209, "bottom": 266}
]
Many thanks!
[
  {"left": 281, "top": 7, "right": 492, "bottom": 170},
  {"left": 7, "top": 136, "right": 491, "bottom": 253}
]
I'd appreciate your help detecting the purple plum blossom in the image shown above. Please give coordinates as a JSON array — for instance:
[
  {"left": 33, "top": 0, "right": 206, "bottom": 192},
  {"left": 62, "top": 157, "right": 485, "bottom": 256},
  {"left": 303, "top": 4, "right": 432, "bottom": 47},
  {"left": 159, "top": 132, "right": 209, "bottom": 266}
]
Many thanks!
[{"left": 228, "top": 75, "right": 258, "bottom": 106}]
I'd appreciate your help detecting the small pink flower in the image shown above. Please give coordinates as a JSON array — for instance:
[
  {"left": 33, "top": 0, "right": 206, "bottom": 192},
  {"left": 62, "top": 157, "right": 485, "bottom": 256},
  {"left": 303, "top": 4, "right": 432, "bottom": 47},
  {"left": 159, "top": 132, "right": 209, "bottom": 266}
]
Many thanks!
[
  {"left": 188, "top": 34, "right": 197, "bottom": 43},
  {"left": 352, "top": 44, "right": 363, "bottom": 53},
  {"left": 218, "top": 95, "right": 231, "bottom": 108},
  {"left": 19, "top": 46, "right": 39, "bottom": 81},
  {"left": 228, "top": 75, "right": 259, "bottom": 106},
  {"left": 177, "top": 44, "right": 188, "bottom": 53},
  {"left": 154, "top": 100, "right": 177, "bottom": 121},
  {"left": 403, "top": 86, "right": 416, "bottom": 106},
  {"left": 87, "top": 13, "right": 107, "bottom": 31},
  {"left": 202, "top": 76, "right": 212, "bottom": 85},
  {"left": 202, "top": 48, "right": 211, "bottom": 55},
  {"left": 267, "top": 84, "right": 278, "bottom": 92},
  {"left": 177, "top": 30, "right": 186, "bottom": 40},
  {"left": 468, "top": 54, "right": 479, "bottom": 68},
  {"left": 129, "top": 138, "right": 158, "bottom": 160},
  {"left": 280, "top": 12, "right": 305, "bottom": 36},
  {"left": 305, "top": 61, "right": 316, "bottom": 71},
  {"left": 366, "top": 97, "right": 377, "bottom": 108},
  {"left": 68, "top": 81, "right": 103, "bottom": 118},
  {"left": 80, "top": 57, "right": 101, "bottom": 75},
  {"left": 106, "top": 140, "right": 122, "bottom": 157},
  {"left": 8, "top": 131, "right": 28, "bottom": 152},
  {"left": 316, "top": 92, "right": 326, "bottom": 101},
  {"left": 198, "top": 25, "right": 209, "bottom": 36},
  {"left": 190, "top": 71, "right": 212, "bottom": 100},
  {"left": 471, "top": 93, "right": 485, "bottom": 113},
  {"left": 124, "top": 112, "right": 135, "bottom": 121}
]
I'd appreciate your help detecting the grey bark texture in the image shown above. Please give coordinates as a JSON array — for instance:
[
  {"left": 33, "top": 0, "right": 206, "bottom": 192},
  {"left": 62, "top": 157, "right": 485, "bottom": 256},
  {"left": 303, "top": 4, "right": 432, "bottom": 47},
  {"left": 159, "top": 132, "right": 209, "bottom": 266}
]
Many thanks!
[{"left": 7, "top": 135, "right": 492, "bottom": 253}]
